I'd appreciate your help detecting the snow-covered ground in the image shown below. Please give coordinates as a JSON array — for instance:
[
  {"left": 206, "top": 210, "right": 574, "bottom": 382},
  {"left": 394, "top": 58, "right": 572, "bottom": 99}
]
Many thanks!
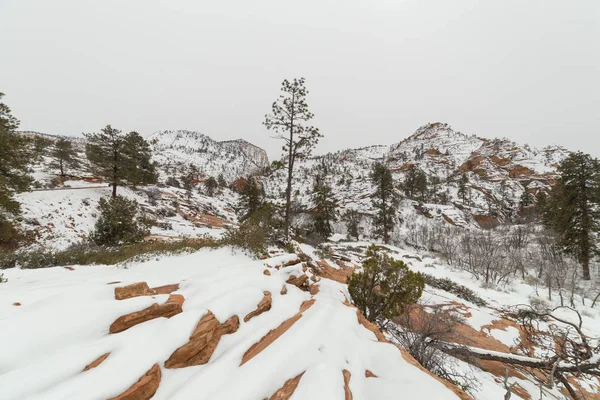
[{"left": 0, "top": 247, "right": 460, "bottom": 400}]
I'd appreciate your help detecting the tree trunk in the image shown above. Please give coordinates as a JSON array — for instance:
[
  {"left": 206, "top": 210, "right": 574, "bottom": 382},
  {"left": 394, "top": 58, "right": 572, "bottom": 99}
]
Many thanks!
[{"left": 284, "top": 96, "right": 295, "bottom": 242}]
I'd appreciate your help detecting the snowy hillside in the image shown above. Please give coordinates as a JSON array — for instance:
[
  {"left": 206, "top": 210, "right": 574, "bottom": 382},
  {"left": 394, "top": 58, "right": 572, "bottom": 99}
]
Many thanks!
[
  {"left": 263, "top": 122, "right": 570, "bottom": 229},
  {"left": 0, "top": 247, "right": 463, "bottom": 400},
  {"left": 148, "top": 130, "right": 269, "bottom": 183}
]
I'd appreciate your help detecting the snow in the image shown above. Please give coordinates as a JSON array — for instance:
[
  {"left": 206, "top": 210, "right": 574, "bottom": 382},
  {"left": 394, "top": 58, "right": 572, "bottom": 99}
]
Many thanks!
[
  {"left": 0, "top": 248, "right": 459, "bottom": 400},
  {"left": 487, "top": 326, "right": 521, "bottom": 348}
]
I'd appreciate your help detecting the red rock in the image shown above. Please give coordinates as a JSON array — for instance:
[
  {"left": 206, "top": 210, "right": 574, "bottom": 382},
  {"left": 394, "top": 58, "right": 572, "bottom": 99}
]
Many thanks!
[
  {"left": 280, "top": 285, "right": 288, "bottom": 295},
  {"left": 281, "top": 258, "right": 301, "bottom": 268},
  {"left": 343, "top": 369, "right": 353, "bottom": 400},
  {"left": 152, "top": 283, "right": 179, "bottom": 295},
  {"left": 241, "top": 300, "right": 315, "bottom": 366},
  {"left": 165, "top": 312, "right": 239, "bottom": 368},
  {"left": 269, "top": 372, "right": 305, "bottom": 400},
  {"left": 83, "top": 352, "right": 110, "bottom": 372},
  {"left": 108, "top": 363, "right": 161, "bottom": 400},
  {"left": 365, "top": 370, "right": 377, "bottom": 378},
  {"left": 114, "top": 282, "right": 179, "bottom": 300},
  {"left": 114, "top": 282, "right": 155, "bottom": 300},
  {"left": 109, "top": 294, "right": 184, "bottom": 334},
  {"left": 107, "top": 281, "right": 122, "bottom": 285},
  {"left": 12, "top": 302, "right": 21, "bottom": 306},
  {"left": 286, "top": 274, "right": 309, "bottom": 291},
  {"left": 263, "top": 269, "right": 271, "bottom": 276},
  {"left": 244, "top": 292, "right": 272, "bottom": 322},
  {"left": 309, "top": 284, "right": 319, "bottom": 295}
]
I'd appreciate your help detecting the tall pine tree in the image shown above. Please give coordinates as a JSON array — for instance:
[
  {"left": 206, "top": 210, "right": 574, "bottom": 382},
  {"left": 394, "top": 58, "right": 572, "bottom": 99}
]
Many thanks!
[
  {"left": 264, "top": 78, "right": 322, "bottom": 241},
  {"left": 51, "top": 138, "right": 79, "bottom": 177},
  {"left": 0, "top": 92, "right": 32, "bottom": 217},
  {"left": 238, "top": 176, "right": 264, "bottom": 222},
  {"left": 311, "top": 176, "right": 338, "bottom": 239},
  {"left": 403, "top": 165, "right": 427, "bottom": 201},
  {"left": 85, "top": 126, "right": 156, "bottom": 196},
  {"left": 371, "top": 162, "right": 399, "bottom": 244},
  {"left": 122, "top": 131, "right": 157, "bottom": 186},
  {"left": 85, "top": 125, "right": 124, "bottom": 197},
  {"left": 544, "top": 152, "right": 600, "bottom": 280}
]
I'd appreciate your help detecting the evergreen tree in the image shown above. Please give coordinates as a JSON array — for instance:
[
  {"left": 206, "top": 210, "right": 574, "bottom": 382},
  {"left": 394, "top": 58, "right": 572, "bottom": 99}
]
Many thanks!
[
  {"left": 85, "top": 127, "right": 156, "bottom": 196},
  {"left": 51, "top": 138, "right": 79, "bottom": 177},
  {"left": 348, "top": 245, "right": 424, "bottom": 323},
  {"left": 217, "top": 174, "right": 227, "bottom": 187},
  {"left": 457, "top": 172, "right": 469, "bottom": 204},
  {"left": 204, "top": 176, "right": 218, "bottom": 197},
  {"left": 403, "top": 165, "right": 428, "bottom": 201},
  {"left": 90, "top": 195, "right": 149, "bottom": 246},
  {"left": 238, "top": 176, "right": 264, "bottom": 221},
  {"left": 181, "top": 170, "right": 195, "bottom": 200},
  {"left": 343, "top": 209, "right": 362, "bottom": 241},
  {"left": 122, "top": 131, "right": 157, "bottom": 186},
  {"left": 32, "top": 135, "right": 53, "bottom": 161},
  {"left": 371, "top": 162, "right": 399, "bottom": 244},
  {"left": 543, "top": 152, "right": 600, "bottom": 280},
  {"left": 519, "top": 188, "right": 534, "bottom": 210},
  {"left": 85, "top": 125, "right": 125, "bottom": 197},
  {"left": 0, "top": 92, "right": 32, "bottom": 218},
  {"left": 264, "top": 78, "right": 322, "bottom": 241},
  {"left": 311, "top": 178, "right": 338, "bottom": 239}
]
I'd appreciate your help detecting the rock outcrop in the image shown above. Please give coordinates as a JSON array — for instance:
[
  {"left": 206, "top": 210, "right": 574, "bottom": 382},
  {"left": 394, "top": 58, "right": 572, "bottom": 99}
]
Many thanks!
[
  {"left": 108, "top": 364, "right": 161, "bottom": 400},
  {"left": 109, "top": 294, "right": 184, "bottom": 334},
  {"left": 165, "top": 311, "right": 239, "bottom": 368},
  {"left": 244, "top": 292, "right": 272, "bottom": 322}
]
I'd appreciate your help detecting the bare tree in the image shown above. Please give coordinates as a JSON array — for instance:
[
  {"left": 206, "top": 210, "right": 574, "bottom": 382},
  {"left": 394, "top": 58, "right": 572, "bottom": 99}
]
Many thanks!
[
  {"left": 439, "top": 306, "right": 600, "bottom": 400},
  {"left": 390, "top": 306, "right": 479, "bottom": 394}
]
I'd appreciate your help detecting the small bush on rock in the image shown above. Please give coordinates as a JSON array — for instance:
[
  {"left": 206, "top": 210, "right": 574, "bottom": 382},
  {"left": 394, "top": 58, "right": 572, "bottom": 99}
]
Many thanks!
[{"left": 348, "top": 244, "right": 424, "bottom": 323}]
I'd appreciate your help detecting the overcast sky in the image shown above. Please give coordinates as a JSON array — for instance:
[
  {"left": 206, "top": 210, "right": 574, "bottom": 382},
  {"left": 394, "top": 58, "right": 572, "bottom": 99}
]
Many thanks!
[{"left": 1, "top": 0, "right": 598, "bottom": 159}]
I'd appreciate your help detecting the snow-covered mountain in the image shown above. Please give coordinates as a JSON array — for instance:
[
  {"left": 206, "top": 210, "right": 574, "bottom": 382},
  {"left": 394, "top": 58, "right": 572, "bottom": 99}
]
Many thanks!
[
  {"left": 148, "top": 130, "right": 269, "bottom": 182},
  {"left": 263, "top": 122, "right": 570, "bottom": 228}
]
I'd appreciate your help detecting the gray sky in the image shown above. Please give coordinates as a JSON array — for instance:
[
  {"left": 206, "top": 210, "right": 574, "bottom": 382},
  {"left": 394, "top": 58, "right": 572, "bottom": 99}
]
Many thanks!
[{"left": 1, "top": 0, "right": 599, "bottom": 160}]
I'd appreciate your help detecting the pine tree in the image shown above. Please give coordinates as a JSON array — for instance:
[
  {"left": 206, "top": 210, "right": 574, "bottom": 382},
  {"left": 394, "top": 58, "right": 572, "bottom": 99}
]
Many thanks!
[
  {"left": 403, "top": 165, "right": 428, "bottom": 201},
  {"left": 311, "top": 177, "right": 338, "bottom": 239},
  {"left": 457, "top": 172, "right": 469, "bottom": 204},
  {"left": 519, "top": 188, "right": 534, "bottom": 210},
  {"left": 217, "top": 174, "right": 227, "bottom": 187},
  {"left": 544, "top": 152, "right": 600, "bottom": 280},
  {"left": 85, "top": 125, "right": 125, "bottom": 197},
  {"left": 85, "top": 127, "right": 156, "bottom": 196},
  {"left": 371, "top": 162, "right": 400, "bottom": 244},
  {"left": 51, "top": 138, "right": 79, "bottom": 177},
  {"left": 180, "top": 169, "right": 195, "bottom": 200},
  {"left": 204, "top": 177, "right": 218, "bottom": 197},
  {"left": 343, "top": 209, "right": 362, "bottom": 241},
  {"left": 122, "top": 131, "right": 157, "bottom": 186},
  {"left": 32, "top": 135, "right": 53, "bottom": 161},
  {"left": 264, "top": 78, "right": 322, "bottom": 241},
  {"left": 90, "top": 195, "right": 149, "bottom": 246},
  {"left": 238, "top": 176, "right": 264, "bottom": 221},
  {"left": 0, "top": 92, "right": 32, "bottom": 218}
]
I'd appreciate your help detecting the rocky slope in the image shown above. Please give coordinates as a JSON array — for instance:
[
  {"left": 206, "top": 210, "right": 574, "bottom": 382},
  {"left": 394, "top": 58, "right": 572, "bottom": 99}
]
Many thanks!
[
  {"left": 148, "top": 130, "right": 269, "bottom": 182},
  {"left": 0, "top": 247, "right": 466, "bottom": 400},
  {"left": 263, "top": 122, "right": 570, "bottom": 229}
]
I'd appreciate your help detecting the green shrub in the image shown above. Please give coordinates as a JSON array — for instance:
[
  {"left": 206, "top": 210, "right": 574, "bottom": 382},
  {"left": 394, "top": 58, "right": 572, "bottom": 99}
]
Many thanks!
[
  {"left": 223, "top": 204, "right": 281, "bottom": 257},
  {"left": 12, "top": 238, "right": 221, "bottom": 269},
  {"left": 90, "top": 195, "right": 149, "bottom": 246},
  {"left": 348, "top": 244, "right": 424, "bottom": 323}
]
